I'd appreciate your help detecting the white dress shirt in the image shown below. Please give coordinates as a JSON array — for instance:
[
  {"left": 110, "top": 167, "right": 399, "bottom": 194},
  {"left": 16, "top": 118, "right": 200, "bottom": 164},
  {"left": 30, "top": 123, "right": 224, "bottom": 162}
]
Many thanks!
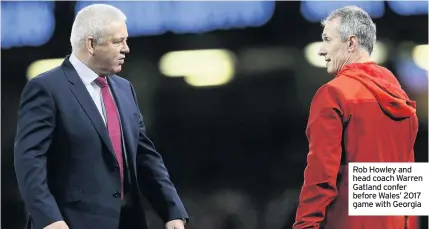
[{"left": 69, "top": 53, "right": 107, "bottom": 124}]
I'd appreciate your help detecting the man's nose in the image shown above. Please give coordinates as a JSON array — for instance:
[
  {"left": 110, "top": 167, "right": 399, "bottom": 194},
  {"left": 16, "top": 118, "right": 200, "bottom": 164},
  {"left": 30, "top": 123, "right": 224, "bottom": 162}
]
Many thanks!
[
  {"left": 318, "top": 44, "right": 326, "bottom": 56},
  {"left": 122, "top": 42, "right": 130, "bottom": 54}
]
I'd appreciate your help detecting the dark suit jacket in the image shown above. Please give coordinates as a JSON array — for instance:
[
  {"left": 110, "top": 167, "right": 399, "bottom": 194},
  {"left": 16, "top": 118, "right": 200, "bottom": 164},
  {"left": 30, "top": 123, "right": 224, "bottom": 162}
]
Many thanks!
[{"left": 14, "top": 56, "right": 188, "bottom": 229}]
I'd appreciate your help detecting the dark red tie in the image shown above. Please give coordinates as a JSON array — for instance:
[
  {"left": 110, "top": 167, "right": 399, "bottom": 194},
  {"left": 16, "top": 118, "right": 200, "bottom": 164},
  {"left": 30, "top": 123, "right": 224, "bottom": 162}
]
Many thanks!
[{"left": 95, "top": 76, "right": 124, "bottom": 199}]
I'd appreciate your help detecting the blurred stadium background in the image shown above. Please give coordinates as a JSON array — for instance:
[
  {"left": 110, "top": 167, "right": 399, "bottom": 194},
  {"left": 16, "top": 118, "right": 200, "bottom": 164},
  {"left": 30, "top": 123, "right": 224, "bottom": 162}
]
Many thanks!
[{"left": 1, "top": 1, "right": 428, "bottom": 229}]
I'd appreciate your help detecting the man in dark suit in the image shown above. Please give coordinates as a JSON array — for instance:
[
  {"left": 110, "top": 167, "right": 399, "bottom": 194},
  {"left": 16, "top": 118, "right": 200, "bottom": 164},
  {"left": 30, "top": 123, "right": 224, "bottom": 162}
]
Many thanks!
[{"left": 14, "top": 4, "right": 188, "bottom": 229}]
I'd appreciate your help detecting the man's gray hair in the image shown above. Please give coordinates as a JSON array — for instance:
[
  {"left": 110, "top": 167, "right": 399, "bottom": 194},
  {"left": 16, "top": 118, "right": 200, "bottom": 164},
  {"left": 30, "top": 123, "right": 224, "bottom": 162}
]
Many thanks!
[
  {"left": 322, "top": 6, "right": 377, "bottom": 54},
  {"left": 70, "top": 4, "right": 127, "bottom": 52}
]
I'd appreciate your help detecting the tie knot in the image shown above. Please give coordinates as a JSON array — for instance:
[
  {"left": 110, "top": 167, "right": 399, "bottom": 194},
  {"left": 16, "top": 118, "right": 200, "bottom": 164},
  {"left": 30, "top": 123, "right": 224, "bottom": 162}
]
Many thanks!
[{"left": 95, "top": 76, "right": 108, "bottom": 88}]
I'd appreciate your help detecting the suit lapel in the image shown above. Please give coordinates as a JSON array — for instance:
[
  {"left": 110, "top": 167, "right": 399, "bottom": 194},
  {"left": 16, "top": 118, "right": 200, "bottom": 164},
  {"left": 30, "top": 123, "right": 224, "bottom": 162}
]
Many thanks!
[
  {"left": 108, "top": 77, "right": 137, "bottom": 169},
  {"left": 61, "top": 57, "right": 116, "bottom": 158}
]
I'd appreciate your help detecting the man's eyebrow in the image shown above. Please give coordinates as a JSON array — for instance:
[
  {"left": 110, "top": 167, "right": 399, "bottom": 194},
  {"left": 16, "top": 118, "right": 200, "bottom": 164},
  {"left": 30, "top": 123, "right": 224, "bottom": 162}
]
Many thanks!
[{"left": 113, "top": 36, "right": 127, "bottom": 41}]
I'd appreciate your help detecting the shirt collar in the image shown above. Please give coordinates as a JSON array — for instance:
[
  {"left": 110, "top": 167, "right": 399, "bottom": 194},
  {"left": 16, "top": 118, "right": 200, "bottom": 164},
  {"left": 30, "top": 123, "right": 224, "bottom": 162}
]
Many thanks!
[{"left": 69, "top": 53, "right": 99, "bottom": 85}]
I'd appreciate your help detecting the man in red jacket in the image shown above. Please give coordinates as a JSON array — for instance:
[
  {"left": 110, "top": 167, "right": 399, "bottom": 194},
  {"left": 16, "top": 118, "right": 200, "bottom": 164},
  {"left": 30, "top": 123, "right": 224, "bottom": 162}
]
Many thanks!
[{"left": 293, "top": 6, "right": 418, "bottom": 229}]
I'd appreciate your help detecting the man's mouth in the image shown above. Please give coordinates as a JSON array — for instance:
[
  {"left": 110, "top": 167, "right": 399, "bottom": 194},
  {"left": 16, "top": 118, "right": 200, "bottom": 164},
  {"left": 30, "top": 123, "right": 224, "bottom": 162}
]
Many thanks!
[{"left": 325, "top": 58, "right": 331, "bottom": 65}]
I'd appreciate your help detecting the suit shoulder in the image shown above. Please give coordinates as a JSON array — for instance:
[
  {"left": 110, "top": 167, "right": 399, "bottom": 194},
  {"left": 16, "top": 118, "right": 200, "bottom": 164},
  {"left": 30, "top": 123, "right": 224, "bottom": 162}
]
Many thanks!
[
  {"left": 26, "top": 66, "right": 64, "bottom": 89},
  {"left": 29, "top": 65, "right": 67, "bottom": 88},
  {"left": 31, "top": 65, "right": 63, "bottom": 81}
]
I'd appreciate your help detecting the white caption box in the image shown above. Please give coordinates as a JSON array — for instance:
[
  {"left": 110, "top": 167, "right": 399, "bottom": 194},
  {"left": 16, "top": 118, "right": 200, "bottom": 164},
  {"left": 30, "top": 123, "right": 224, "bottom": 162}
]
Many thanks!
[{"left": 349, "top": 162, "right": 429, "bottom": 216}]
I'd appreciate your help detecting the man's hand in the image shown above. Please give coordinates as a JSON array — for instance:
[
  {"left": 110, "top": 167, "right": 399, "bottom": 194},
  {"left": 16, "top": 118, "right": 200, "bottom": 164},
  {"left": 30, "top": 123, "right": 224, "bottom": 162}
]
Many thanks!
[
  {"left": 43, "top": 221, "right": 69, "bottom": 229},
  {"left": 165, "top": 219, "right": 185, "bottom": 229}
]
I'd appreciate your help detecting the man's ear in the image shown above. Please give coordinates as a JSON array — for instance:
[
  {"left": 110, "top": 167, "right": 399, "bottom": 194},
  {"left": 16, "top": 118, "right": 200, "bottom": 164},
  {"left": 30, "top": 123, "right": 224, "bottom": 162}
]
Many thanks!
[
  {"left": 86, "top": 36, "right": 96, "bottom": 55},
  {"left": 347, "top": 35, "right": 358, "bottom": 52}
]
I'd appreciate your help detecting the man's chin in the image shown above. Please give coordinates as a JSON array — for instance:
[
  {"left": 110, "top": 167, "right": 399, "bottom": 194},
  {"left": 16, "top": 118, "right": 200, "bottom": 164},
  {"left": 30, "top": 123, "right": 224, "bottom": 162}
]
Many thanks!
[
  {"left": 112, "top": 65, "right": 122, "bottom": 74},
  {"left": 326, "top": 67, "right": 337, "bottom": 76}
]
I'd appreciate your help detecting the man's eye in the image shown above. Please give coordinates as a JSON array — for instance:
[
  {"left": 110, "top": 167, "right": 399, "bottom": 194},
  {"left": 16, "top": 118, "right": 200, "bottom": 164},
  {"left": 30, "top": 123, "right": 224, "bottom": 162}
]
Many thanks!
[{"left": 115, "top": 39, "right": 126, "bottom": 44}]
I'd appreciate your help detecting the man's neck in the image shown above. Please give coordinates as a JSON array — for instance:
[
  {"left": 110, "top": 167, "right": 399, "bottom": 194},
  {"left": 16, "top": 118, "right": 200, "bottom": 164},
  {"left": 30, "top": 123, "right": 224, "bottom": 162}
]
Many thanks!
[
  {"left": 73, "top": 51, "right": 88, "bottom": 65},
  {"left": 335, "top": 51, "right": 372, "bottom": 76},
  {"left": 344, "top": 51, "right": 372, "bottom": 66},
  {"left": 72, "top": 51, "right": 99, "bottom": 75},
  {"left": 353, "top": 56, "right": 372, "bottom": 64}
]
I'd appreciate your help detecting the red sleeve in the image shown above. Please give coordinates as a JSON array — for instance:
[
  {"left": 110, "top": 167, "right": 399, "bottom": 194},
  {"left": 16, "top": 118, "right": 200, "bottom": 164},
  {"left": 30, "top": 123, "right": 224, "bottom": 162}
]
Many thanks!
[
  {"left": 407, "top": 216, "right": 419, "bottom": 229},
  {"left": 293, "top": 84, "right": 347, "bottom": 229},
  {"left": 409, "top": 114, "right": 418, "bottom": 163}
]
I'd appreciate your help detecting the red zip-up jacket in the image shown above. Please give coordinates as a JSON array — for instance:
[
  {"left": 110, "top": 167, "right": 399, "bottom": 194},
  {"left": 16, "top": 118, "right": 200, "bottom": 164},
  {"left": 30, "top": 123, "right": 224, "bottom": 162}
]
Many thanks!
[{"left": 294, "top": 62, "right": 418, "bottom": 229}]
